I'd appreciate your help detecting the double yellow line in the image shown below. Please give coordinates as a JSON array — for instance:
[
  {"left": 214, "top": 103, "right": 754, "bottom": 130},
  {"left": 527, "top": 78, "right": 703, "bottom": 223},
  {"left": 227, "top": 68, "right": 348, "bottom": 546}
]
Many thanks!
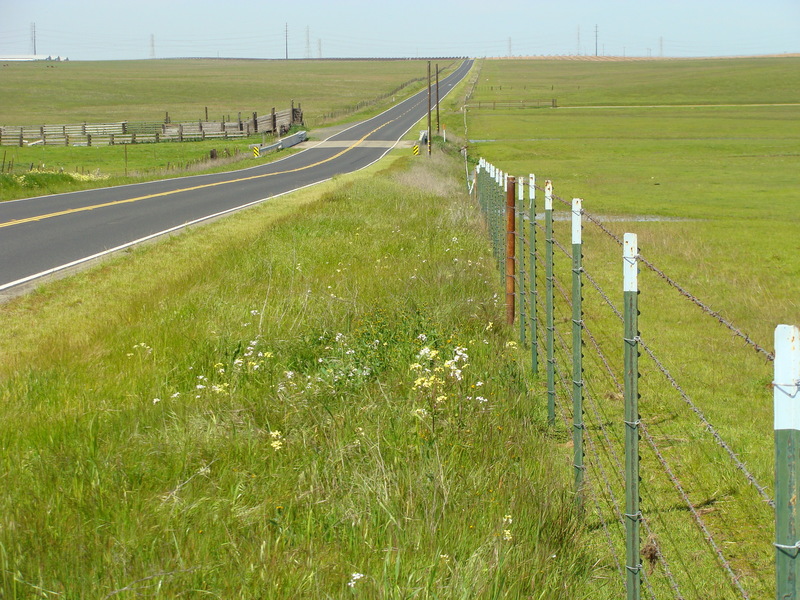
[{"left": 1, "top": 116, "right": 399, "bottom": 230}]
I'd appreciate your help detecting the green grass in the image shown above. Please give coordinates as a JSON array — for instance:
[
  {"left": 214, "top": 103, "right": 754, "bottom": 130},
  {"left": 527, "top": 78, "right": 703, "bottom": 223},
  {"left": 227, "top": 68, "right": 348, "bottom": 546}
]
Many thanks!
[
  {"left": 0, "top": 135, "right": 304, "bottom": 201},
  {"left": 0, "top": 59, "right": 456, "bottom": 200},
  {"left": 0, "top": 59, "right": 453, "bottom": 126},
  {"left": 454, "top": 57, "right": 800, "bottom": 599},
  {"left": 0, "top": 147, "right": 612, "bottom": 599}
]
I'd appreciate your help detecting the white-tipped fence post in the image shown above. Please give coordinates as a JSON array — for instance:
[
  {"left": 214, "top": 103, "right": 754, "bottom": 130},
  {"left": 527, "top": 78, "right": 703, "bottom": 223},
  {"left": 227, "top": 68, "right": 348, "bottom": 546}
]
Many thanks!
[
  {"left": 572, "top": 198, "right": 584, "bottom": 494},
  {"left": 775, "top": 324, "right": 800, "bottom": 599},
  {"left": 518, "top": 177, "right": 526, "bottom": 345},
  {"left": 529, "top": 174, "right": 538, "bottom": 375},
  {"left": 545, "top": 180, "right": 555, "bottom": 426},
  {"left": 623, "top": 232, "right": 641, "bottom": 600}
]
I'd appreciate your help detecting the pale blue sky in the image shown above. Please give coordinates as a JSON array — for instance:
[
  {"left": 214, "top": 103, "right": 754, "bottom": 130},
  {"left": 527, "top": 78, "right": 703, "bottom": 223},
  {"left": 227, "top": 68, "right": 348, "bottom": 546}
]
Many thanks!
[{"left": 1, "top": 0, "right": 797, "bottom": 60}]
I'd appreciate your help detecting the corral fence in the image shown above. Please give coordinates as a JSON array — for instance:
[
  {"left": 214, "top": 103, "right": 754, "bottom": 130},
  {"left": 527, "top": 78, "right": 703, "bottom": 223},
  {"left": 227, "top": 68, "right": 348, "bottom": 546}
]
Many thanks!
[
  {"left": 0, "top": 105, "right": 304, "bottom": 147},
  {"left": 473, "top": 157, "right": 798, "bottom": 599}
]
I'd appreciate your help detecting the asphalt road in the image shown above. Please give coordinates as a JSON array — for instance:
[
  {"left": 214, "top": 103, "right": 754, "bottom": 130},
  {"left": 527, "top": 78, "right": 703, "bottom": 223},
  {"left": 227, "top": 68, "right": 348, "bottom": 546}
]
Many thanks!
[{"left": 0, "top": 59, "right": 473, "bottom": 294}]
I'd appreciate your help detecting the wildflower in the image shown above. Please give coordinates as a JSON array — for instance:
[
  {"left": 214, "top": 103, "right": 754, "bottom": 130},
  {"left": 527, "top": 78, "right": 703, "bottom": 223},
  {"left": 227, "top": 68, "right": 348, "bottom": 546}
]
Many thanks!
[
  {"left": 171, "top": 392, "right": 181, "bottom": 398},
  {"left": 412, "top": 408, "right": 429, "bottom": 418},
  {"left": 270, "top": 431, "right": 283, "bottom": 451},
  {"left": 347, "top": 572, "right": 364, "bottom": 588},
  {"left": 152, "top": 398, "right": 161, "bottom": 405},
  {"left": 476, "top": 396, "right": 488, "bottom": 404},
  {"left": 503, "top": 514, "right": 513, "bottom": 525},
  {"left": 503, "top": 529, "right": 513, "bottom": 541},
  {"left": 505, "top": 341, "right": 518, "bottom": 349},
  {"left": 485, "top": 322, "right": 493, "bottom": 332},
  {"left": 417, "top": 333, "right": 427, "bottom": 342}
]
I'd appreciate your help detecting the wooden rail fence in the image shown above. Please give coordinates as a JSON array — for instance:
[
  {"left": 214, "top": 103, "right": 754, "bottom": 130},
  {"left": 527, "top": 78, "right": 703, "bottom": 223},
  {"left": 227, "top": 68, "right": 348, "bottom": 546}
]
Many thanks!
[{"left": 0, "top": 105, "right": 304, "bottom": 147}]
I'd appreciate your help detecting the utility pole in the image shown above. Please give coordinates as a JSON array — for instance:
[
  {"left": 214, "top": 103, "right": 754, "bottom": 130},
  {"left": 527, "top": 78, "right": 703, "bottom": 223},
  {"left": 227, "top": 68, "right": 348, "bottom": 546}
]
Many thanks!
[
  {"left": 427, "top": 61, "right": 432, "bottom": 156},
  {"left": 435, "top": 63, "right": 440, "bottom": 134},
  {"left": 318, "top": 39, "right": 322, "bottom": 59},
  {"left": 595, "top": 25, "right": 598, "bottom": 57},
  {"left": 285, "top": 23, "right": 288, "bottom": 60},
  {"left": 659, "top": 37, "right": 664, "bottom": 57},
  {"left": 149, "top": 34, "right": 155, "bottom": 59},
  {"left": 31, "top": 22, "right": 36, "bottom": 55},
  {"left": 305, "top": 26, "right": 311, "bottom": 59}
]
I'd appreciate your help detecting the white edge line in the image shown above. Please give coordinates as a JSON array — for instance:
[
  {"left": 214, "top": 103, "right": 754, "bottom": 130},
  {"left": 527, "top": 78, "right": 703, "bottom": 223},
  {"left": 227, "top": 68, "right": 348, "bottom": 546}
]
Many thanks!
[
  {"left": 0, "top": 179, "right": 328, "bottom": 292},
  {"left": 0, "top": 60, "right": 473, "bottom": 293}
]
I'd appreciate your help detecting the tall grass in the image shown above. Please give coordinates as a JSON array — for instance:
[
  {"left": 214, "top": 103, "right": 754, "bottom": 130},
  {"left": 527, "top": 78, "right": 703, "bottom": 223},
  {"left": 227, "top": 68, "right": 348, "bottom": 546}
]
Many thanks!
[{"left": 0, "top": 147, "right": 611, "bottom": 598}]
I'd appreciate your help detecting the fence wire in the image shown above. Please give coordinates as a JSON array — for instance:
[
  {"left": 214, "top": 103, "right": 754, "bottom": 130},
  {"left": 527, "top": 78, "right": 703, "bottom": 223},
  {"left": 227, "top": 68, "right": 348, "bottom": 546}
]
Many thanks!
[{"left": 474, "top": 162, "right": 771, "bottom": 600}]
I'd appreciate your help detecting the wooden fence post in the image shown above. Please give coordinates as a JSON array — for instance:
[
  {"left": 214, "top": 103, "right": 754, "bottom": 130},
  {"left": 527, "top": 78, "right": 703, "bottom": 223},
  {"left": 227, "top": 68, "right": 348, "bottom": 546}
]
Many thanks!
[{"left": 775, "top": 324, "right": 800, "bottom": 598}]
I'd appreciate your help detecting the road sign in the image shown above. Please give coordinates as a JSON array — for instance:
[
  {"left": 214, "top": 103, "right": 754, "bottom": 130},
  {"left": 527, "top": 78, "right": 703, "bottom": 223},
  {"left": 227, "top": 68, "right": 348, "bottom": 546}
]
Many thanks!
[
  {"left": 412, "top": 144, "right": 419, "bottom": 156},
  {"left": 253, "top": 146, "right": 260, "bottom": 158}
]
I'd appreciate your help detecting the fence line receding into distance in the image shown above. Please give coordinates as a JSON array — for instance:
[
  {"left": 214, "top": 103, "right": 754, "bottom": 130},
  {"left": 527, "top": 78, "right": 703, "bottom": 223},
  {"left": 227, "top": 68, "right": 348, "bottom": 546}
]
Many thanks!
[{"left": 473, "top": 157, "right": 792, "bottom": 600}]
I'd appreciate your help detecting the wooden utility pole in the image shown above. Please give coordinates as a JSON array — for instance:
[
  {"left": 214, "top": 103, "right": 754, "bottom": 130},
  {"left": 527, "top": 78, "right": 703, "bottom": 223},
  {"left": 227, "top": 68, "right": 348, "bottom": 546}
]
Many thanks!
[
  {"left": 435, "top": 63, "right": 440, "bottom": 134},
  {"left": 427, "top": 61, "right": 432, "bottom": 155}
]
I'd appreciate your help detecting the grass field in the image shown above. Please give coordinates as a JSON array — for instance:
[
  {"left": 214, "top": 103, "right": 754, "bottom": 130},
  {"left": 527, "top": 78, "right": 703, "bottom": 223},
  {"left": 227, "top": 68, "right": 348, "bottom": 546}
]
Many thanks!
[
  {"left": 447, "top": 57, "right": 800, "bottom": 598},
  {"left": 0, "top": 59, "right": 451, "bottom": 126},
  {"left": 2, "top": 55, "right": 799, "bottom": 598},
  {"left": 0, "top": 144, "right": 614, "bottom": 599},
  {"left": 0, "top": 59, "right": 453, "bottom": 201}
]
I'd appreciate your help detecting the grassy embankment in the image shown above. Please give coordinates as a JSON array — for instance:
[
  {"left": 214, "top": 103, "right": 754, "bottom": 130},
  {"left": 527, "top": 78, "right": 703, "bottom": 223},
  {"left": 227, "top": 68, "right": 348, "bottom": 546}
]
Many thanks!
[
  {"left": 0, "top": 59, "right": 453, "bottom": 200},
  {"left": 447, "top": 57, "right": 800, "bottom": 598},
  {"left": 0, "top": 124, "right": 614, "bottom": 599}
]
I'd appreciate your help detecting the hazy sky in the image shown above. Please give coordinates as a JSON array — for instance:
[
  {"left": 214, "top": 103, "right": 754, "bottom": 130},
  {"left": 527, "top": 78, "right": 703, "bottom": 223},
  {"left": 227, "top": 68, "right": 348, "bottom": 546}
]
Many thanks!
[{"left": 1, "top": 0, "right": 797, "bottom": 60}]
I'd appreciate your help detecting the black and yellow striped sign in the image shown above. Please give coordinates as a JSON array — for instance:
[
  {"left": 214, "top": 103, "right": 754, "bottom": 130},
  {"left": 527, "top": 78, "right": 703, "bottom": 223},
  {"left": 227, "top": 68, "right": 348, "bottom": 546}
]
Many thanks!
[
  {"left": 412, "top": 144, "right": 419, "bottom": 156},
  {"left": 253, "top": 146, "right": 260, "bottom": 158}
]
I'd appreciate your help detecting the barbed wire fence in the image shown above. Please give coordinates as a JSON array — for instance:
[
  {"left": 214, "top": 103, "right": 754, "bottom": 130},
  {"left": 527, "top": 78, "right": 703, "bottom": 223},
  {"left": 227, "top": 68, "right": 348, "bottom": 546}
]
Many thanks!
[{"left": 470, "top": 158, "right": 793, "bottom": 599}]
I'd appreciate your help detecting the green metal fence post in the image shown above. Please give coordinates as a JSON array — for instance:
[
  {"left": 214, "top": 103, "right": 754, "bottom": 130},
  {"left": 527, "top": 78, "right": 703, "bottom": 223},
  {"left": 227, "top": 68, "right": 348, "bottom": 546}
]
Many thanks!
[
  {"left": 518, "top": 177, "right": 526, "bottom": 345},
  {"left": 775, "top": 324, "right": 800, "bottom": 599},
  {"left": 623, "top": 232, "right": 641, "bottom": 600},
  {"left": 545, "top": 180, "right": 555, "bottom": 426},
  {"left": 572, "top": 198, "right": 584, "bottom": 494},
  {"left": 529, "top": 173, "right": 538, "bottom": 376},
  {"left": 505, "top": 176, "right": 516, "bottom": 326}
]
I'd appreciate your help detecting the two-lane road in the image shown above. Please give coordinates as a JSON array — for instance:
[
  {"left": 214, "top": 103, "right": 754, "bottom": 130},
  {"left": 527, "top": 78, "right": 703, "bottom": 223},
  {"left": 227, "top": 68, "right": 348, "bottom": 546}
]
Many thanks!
[{"left": 0, "top": 59, "right": 473, "bottom": 293}]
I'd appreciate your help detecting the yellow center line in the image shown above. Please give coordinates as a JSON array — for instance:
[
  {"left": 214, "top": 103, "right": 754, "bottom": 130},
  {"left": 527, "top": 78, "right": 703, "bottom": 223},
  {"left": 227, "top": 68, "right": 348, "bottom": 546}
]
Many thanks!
[{"left": 0, "top": 116, "right": 401, "bottom": 230}]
